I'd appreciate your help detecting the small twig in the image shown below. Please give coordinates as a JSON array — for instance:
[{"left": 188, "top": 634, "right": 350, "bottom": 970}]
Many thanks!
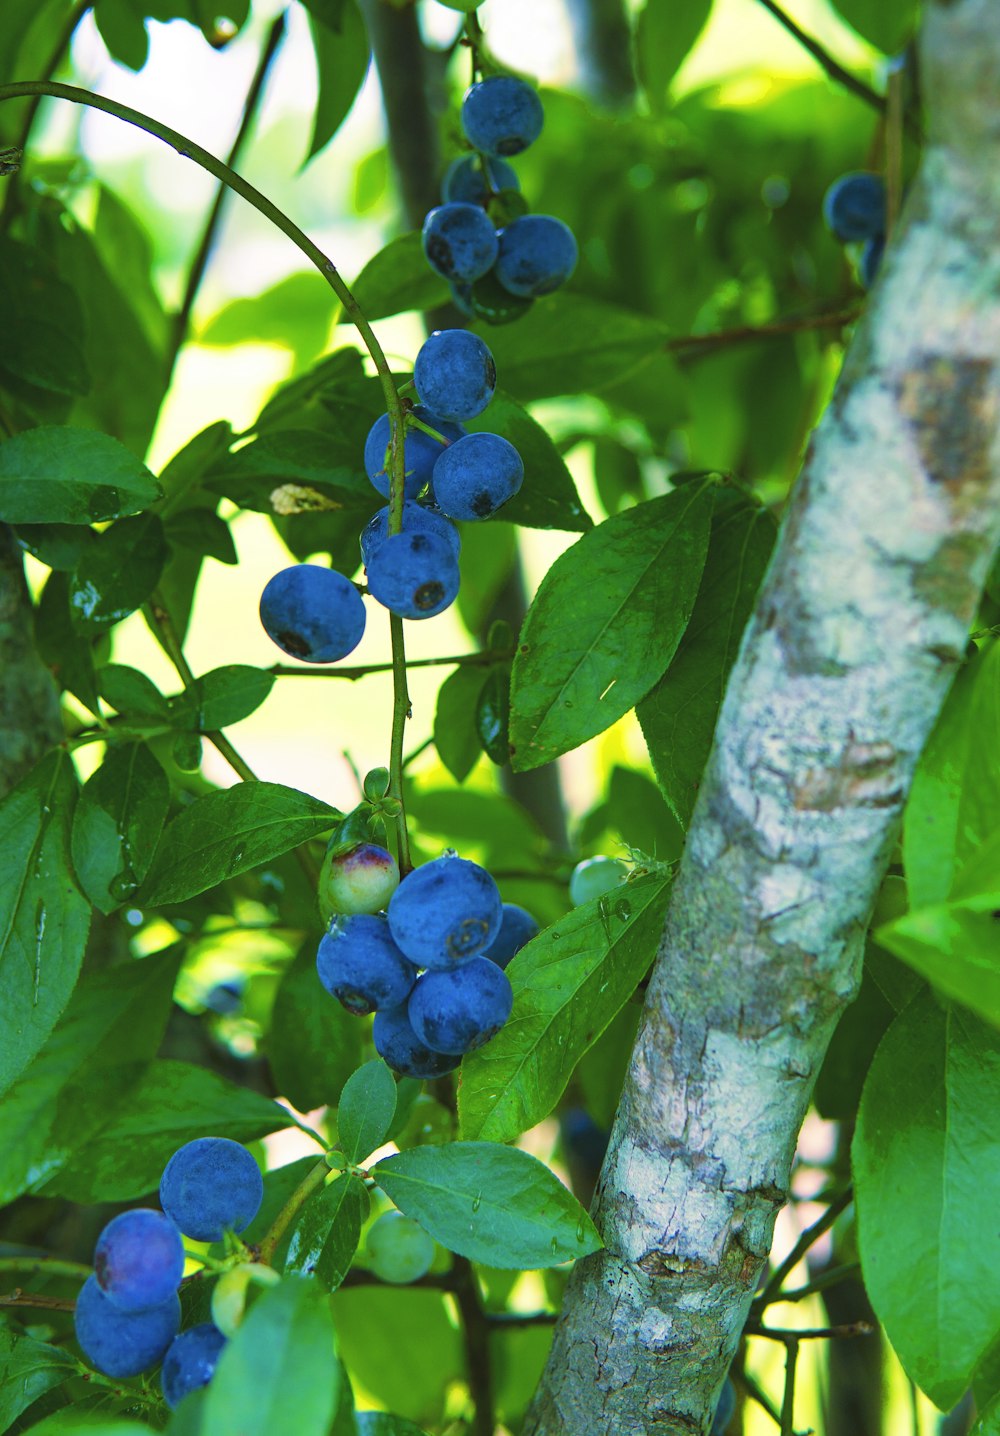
[
  {"left": 667, "top": 308, "right": 861, "bottom": 359},
  {"left": 257, "top": 1157, "right": 329, "bottom": 1266},
  {"left": 753, "top": 0, "right": 884, "bottom": 117},
  {"left": 766, "top": 1261, "right": 861, "bottom": 1306},
  {"left": 451, "top": 1256, "right": 495, "bottom": 1436},
  {"left": 747, "top": 1320, "right": 874, "bottom": 1342},
  {"left": 402, "top": 735, "right": 435, "bottom": 770},
  {"left": 339, "top": 1267, "right": 456, "bottom": 1292},
  {"left": 755, "top": 1187, "right": 852, "bottom": 1309},
  {"left": 780, "top": 1337, "right": 799, "bottom": 1436},
  {"left": 0, "top": 1289, "right": 76, "bottom": 1311},
  {"left": 269, "top": 649, "right": 512, "bottom": 680},
  {"left": 485, "top": 1309, "right": 558, "bottom": 1328},
  {"left": 0, "top": 1257, "right": 91, "bottom": 1281}
]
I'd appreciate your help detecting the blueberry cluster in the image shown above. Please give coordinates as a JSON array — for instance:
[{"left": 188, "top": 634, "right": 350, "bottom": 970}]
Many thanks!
[
  {"left": 315, "top": 850, "right": 539, "bottom": 1078},
  {"left": 74, "top": 1137, "right": 263, "bottom": 1406},
  {"left": 423, "top": 73, "right": 578, "bottom": 324},
  {"left": 822, "top": 171, "right": 886, "bottom": 289}
]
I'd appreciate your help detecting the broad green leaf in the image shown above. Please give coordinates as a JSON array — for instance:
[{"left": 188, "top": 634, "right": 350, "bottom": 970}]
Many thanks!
[
  {"left": 0, "top": 948, "right": 181, "bottom": 1204},
  {"left": 337, "top": 1059, "right": 397, "bottom": 1164},
  {"left": 374, "top": 1142, "right": 602, "bottom": 1268},
  {"left": 42, "top": 1059, "right": 290, "bottom": 1203},
  {"left": 199, "top": 271, "right": 337, "bottom": 362},
  {"left": 201, "top": 1276, "right": 341, "bottom": 1436},
  {"left": 830, "top": 0, "right": 920, "bottom": 53},
  {"left": 580, "top": 764, "right": 685, "bottom": 863},
  {"left": 69, "top": 512, "right": 167, "bottom": 633},
  {"left": 455, "top": 519, "right": 517, "bottom": 633},
  {"left": 813, "top": 961, "right": 895, "bottom": 1121},
  {"left": 510, "top": 485, "right": 714, "bottom": 770},
  {"left": 93, "top": 185, "right": 166, "bottom": 351},
  {"left": 854, "top": 992, "right": 1000, "bottom": 1408},
  {"left": 35, "top": 571, "right": 101, "bottom": 714},
  {"left": 973, "top": 1395, "right": 1000, "bottom": 1436},
  {"left": 637, "top": 0, "right": 713, "bottom": 109},
  {"left": 285, "top": 1172, "right": 369, "bottom": 1290},
  {"left": 351, "top": 233, "right": 451, "bottom": 321},
  {"left": 0, "top": 1327, "right": 79, "bottom": 1431},
  {"left": 97, "top": 663, "right": 170, "bottom": 719},
  {"left": 464, "top": 391, "right": 592, "bottom": 532},
  {"left": 874, "top": 893, "right": 1000, "bottom": 1028},
  {"left": 476, "top": 666, "right": 510, "bottom": 765},
  {"left": 206, "top": 428, "right": 370, "bottom": 514},
  {"left": 71, "top": 742, "right": 169, "bottom": 913},
  {"left": 331, "top": 1286, "right": 460, "bottom": 1426},
  {"left": 638, "top": 490, "right": 777, "bottom": 826},
  {"left": 0, "top": 750, "right": 90, "bottom": 1098},
  {"left": 23, "top": 1417, "right": 154, "bottom": 1435},
  {"left": 302, "top": 0, "right": 370, "bottom": 164},
  {"left": 165, "top": 508, "right": 238, "bottom": 566},
  {"left": 267, "top": 941, "right": 363, "bottom": 1112},
  {"left": 459, "top": 872, "right": 673, "bottom": 1142},
  {"left": 94, "top": 0, "right": 149, "bottom": 69},
  {"left": 138, "top": 782, "right": 340, "bottom": 906},
  {"left": 239, "top": 1155, "right": 319, "bottom": 1252},
  {"left": 433, "top": 665, "right": 486, "bottom": 783},
  {"left": 0, "top": 427, "right": 160, "bottom": 524},
  {"left": 13, "top": 522, "right": 94, "bottom": 571},
  {"left": 0, "top": 236, "right": 89, "bottom": 397},
  {"left": 158, "top": 420, "right": 234, "bottom": 510},
  {"left": 356, "top": 1417, "right": 432, "bottom": 1436},
  {"left": 170, "top": 665, "right": 275, "bottom": 732}
]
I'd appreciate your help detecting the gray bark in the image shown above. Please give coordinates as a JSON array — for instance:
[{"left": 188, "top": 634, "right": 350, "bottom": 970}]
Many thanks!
[{"left": 524, "top": 1, "right": 1000, "bottom": 1430}]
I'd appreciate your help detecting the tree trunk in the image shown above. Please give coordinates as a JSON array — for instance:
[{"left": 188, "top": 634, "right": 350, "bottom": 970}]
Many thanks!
[{"left": 524, "top": 1, "right": 1000, "bottom": 1430}]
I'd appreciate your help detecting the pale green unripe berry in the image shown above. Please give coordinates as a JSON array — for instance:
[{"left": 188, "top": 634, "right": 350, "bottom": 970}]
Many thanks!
[
  {"left": 210, "top": 1262, "right": 280, "bottom": 1337},
  {"left": 568, "top": 856, "right": 627, "bottom": 906},
  {"left": 367, "top": 1211, "right": 435, "bottom": 1285},
  {"left": 319, "top": 843, "right": 400, "bottom": 922}
]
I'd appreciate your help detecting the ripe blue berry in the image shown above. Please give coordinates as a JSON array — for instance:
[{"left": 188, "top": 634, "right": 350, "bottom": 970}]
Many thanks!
[
  {"left": 442, "top": 154, "right": 519, "bottom": 205},
  {"left": 259, "top": 565, "right": 366, "bottom": 664},
  {"left": 483, "top": 903, "right": 539, "bottom": 969},
  {"left": 94, "top": 1210, "right": 184, "bottom": 1313},
  {"left": 413, "top": 330, "right": 496, "bottom": 423},
  {"left": 360, "top": 501, "right": 460, "bottom": 568},
  {"left": 316, "top": 913, "right": 418, "bottom": 1014},
  {"left": 367, "top": 1210, "right": 435, "bottom": 1284},
  {"left": 373, "top": 1001, "right": 461, "bottom": 1079},
  {"left": 75, "top": 1274, "right": 181, "bottom": 1378},
  {"left": 366, "top": 531, "right": 460, "bottom": 620},
  {"left": 822, "top": 172, "right": 886, "bottom": 242},
  {"left": 408, "top": 956, "right": 513, "bottom": 1054},
  {"left": 422, "top": 203, "right": 500, "bottom": 283},
  {"left": 161, "top": 1323, "right": 227, "bottom": 1409},
  {"left": 431, "top": 432, "right": 524, "bottom": 521},
  {"left": 160, "top": 1137, "right": 264, "bottom": 1242},
  {"left": 461, "top": 75, "right": 544, "bottom": 157},
  {"left": 495, "top": 215, "right": 578, "bottom": 298},
  {"left": 363, "top": 407, "right": 465, "bottom": 500},
  {"left": 711, "top": 1378, "right": 737, "bottom": 1435},
  {"left": 388, "top": 853, "right": 503, "bottom": 969}
]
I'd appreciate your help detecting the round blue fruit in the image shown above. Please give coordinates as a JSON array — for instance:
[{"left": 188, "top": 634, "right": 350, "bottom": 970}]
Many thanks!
[
  {"left": 75, "top": 1274, "right": 181, "bottom": 1378},
  {"left": 316, "top": 913, "right": 418, "bottom": 1014},
  {"left": 822, "top": 172, "right": 886, "bottom": 242},
  {"left": 94, "top": 1209, "right": 184, "bottom": 1313},
  {"left": 360, "top": 501, "right": 460, "bottom": 568},
  {"left": 161, "top": 1323, "right": 227, "bottom": 1409},
  {"left": 711, "top": 1378, "right": 737, "bottom": 1434},
  {"left": 442, "top": 154, "right": 519, "bottom": 205},
  {"left": 408, "top": 956, "right": 513, "bottom": 1055},
  {"left": 373, "top": 1001, "right": 461, "bottom": 1079},
  {"left": 388, "top": 853, "right": 503, "bottom": 969},
  {"left": 413, "top": 330, "right": 496, "bottom": 423},
  {"left": 431, "top": 432, "right": 524, "bottom": 521},
  {"left": 483, "top": 903, "right": 539, "bottom": 969},
  {"left": 422, "top": 202, "right": 500, "bottom": 283},
  {"left": 366, "top": 531, "right": 460, "bottom": 620},
  {"left": 495, "top": 215, "right": 578, "bottom": 297},
  {"left": 461, "top": 75, "right": 544, "bottom": 157},
  {"left": 160, "top": 1137, "right": 264, "bottom": 1243},
  {"left": 363, "top": 406, "right": 465, "bottom": 501},
  {"left": 259, "top": 565, "right": 366, "bottom": 664}
]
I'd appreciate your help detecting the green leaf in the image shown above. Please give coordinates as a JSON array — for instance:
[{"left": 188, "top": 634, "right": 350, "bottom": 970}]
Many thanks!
[
  {"left": 373, "top": 1142, "right": 602, "bottom": 1268},
  {"left": 356, "top": 1417, "right": 432, "bottom": 1436},
  {"left": 854, "top": 992, "right": 1000, "bottom": 1409},
  {"left": 464, "top": 391, "right": 592, "bottom": 532},
  {"left": 0, "top": 426, "right": 161, "bottom": 524},
  {"left": 158, "top": 420, "right": 235, "bottom": 510},
  {"left": 22, "top": 1416, "right": 154, "bottom": 1435},
  {"left": 638, "top": 490, "right": 777, "bottom": 826},
  {"left": 94, "top": 0, "right": 149, "bottom": 69},
  {"left": 331, "top": 1286, "right": 460, "bottom": 1427},
  {"left": 201, "top": 1276, "right": 341, "bottom": 1436},
  {"left": 92, "top": 185, "right": 166, "bottom": 351},
  {"left": 0, "top": 1327, "right": 79, "bottom": 1431},
  {"left": 70, "top": 742, "right": 169, "bottom": 913},
  {"left": 267, "top": 941, "right": 363, "bottom": 1111},
  {"left": 206, "top": 428, "right": 370, "bottom": 514},
  {"left": 636, "top": 0, "right": 713, "bottom": 111},
  {"left": 301, "top": 0, "right": 370, "bottom": 165},
  {"left": 0, "top": 750, "right": 90, "bottom": 1099},
  {"left": 138, "top": 782, "right": 340, "bottom": 906},
  {"left": 97, "top": 663, "right": 170, "bottom": 719},
  {"left": 164, "top": 508, "right": 238, "bottom": 566},
  {"left": 874, "top": 893, "right": 1000, "bottom": 1027},
  {"left": 198, "top": 271, "right": 337, "bottom": 363},
  {"left": 0, "top": 236, "right": 89, "bottom": 397},
  {"left": 829, "top": 0, "right": 920, "bottom": 53},
  {"left": 337, "top": 1059, "right": 397, "bottom": 1164},
  {"left": 813, "top": 961, "right": 895, "bottom": 1121},
  {"left": 476, "top": 666, "right": 510, "bottom": 766},
  {"left": 42, "top": 1058, "right": 292, "bottom": 1202},
  {"left": 459, "top": 872, "right": 673, "bottom": 1143},
  {"left": 68, "top": 512, "right": 168, "bottom": 633},
  {"left": 285, "top": 1172, "right": 369, "bottom": 1290},
  {"left": 510, "top": 485, "right": 714, "bottom": 770},
  {"left": 12, "top": 522, "right": 94, "bottom": 571},
  {"left": 35, "top": 571, "right": 100, "bottom": 714},
  {"left": 351, "top": 233, "right": 451, "bottom": 322},
  {"left": 170, "top": 665, "right": 275, "bottom": 732},
  {"left": 433, "top": 666, "right": 486, "bottom": 783},
  {"left": 455, "top": 520, "right": 517, "bottom": 632}
]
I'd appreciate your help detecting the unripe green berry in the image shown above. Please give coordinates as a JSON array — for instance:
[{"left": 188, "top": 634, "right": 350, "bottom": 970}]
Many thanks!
[
  {"left": 319, "top": 842, "right": 401, "bottom": 921},
  {"left": 568, "top": 856, "right": 627, "bottom": 906},
  {"left": 210, "top": 1263, "right": 280, "bottom": 1338},
  {"left": 367, "top": 1211, "right": 435, "bottom": 1285}
]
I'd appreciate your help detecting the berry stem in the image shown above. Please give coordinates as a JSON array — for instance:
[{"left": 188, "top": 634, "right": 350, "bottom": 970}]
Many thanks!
[
  {"left": 257, "top": 1157, "right": 330, "bottom": 1266},
  {"left": 0, "top": 1256, "right": 91, "bottom": 1280},
  {"left": 269, "top": 647, "right": 512, "bottom": 679},
  {"left": 388, "top": 612, "right": 413, "bottom": 875}
]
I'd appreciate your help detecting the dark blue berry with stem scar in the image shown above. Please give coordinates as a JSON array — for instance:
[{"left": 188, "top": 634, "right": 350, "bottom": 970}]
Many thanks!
[
  {"left": 94, "top": 1210, "right": 184, "bottom": 1313},
  {"left": 259, "top": 565, "right": 366, "bottom": 664},
  {"left": 442, "top": 154, "right": 519, "bottom": 205},
  {"left": 711, "top": 1378, "right": 737, "bottom": 1434},
  {"left": 360, "top": 501, "right": 460, "bottom": 568},
  {"left": 822, "top": 172, "right": 886, "bottom": 242},
  {"left": 483, "top": 903, "right": 539, "bottom": 969},
  {"left": 75, "top": 1275, "right": 181, "bottom": 1378},
  {"left": 373, "top": 1001, "right": 461, "bottom": 1079},
  {"left": 495, "top": 214, "right": 578, "bottom": 297},
  {"left": 431, "top": 432, "right": 524, "bottom": 521},
  {"left": 366, "top": 531, "right": 460, "bottom": 620},
  {"left": 317, "top": 913, "right": 418, "bottom": 1014},
  {"left": 422, "top": 202, "right": 500, "bottom": 283},
  {"left": 387, "top": 853, "right": 503, "bottom": 969},
  {"left": 408, "top": 956, "right": 513, "bottom": 1055},
  {"left": 413, "top": 329, "right": 496, "bottom": 422},
  {"left": 461, "top": 75, "right": 544, "bottom": 157},
  {"left": 160, "top": 1137, "right": 264, "bottom": 1242},
  {"left": 161, "top": 1323, "right": 227, "bottom": 1409},
  {"left": 363, "top": 407, "right": 465, "bottom": 500}
]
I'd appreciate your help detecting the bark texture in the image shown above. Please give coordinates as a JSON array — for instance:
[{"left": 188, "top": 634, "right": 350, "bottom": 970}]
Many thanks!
[{"left": 524, "top": 2, "right": 1000, "bottom": 1430}]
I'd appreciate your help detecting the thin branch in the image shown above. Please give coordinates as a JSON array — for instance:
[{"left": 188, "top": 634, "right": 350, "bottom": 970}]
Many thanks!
[
  {"left": 451, "top": 1256, "right": 495, "bottom": 1436},
  {"left": 485, "top": 1309, "right": 559, "bottom": 1328},
  {"left": 763, "top": 1261, "right": 861, "bottom": 1306},
  {"left": 753, "top": 0, "right": 884, "bottom": 116},
  {"left": 780, "top": 1338, "right": 799, "bottom": 1436},
  {"left": 270, "top": 648, "right": 511, "bottom": 680},
  {"left": 666, "top": 307, "right": 861, "bottom": 359},
  {"left": 0, "top": 1289, "right": 76, "bottom": 1311},
  {"left": 747, "top": 1320, "right": 875, "bottom": 1341},
  {"left": 339, "top": 1267, "right": 456, "bottom": 1292},
  {"left": 754, "top": 1188, "right": 853, "bottom": 1309},
  {"left": 257, "top": 1157, "right": 329, "bottom": 1266},
  {"left": 0, "top": 1257, "right": 91, "bottom": 1280}
]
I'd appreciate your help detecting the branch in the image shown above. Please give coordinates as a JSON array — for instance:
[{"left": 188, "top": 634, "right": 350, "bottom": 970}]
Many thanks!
[
  {"left": 666, "top": 307, "right": 861, "bottom": 358},
  {"left": 269, "top": 648, "right": 512, "bottom": 679},
  {"left": 753, "top": 0, "right": 885, "bottom": 117}
]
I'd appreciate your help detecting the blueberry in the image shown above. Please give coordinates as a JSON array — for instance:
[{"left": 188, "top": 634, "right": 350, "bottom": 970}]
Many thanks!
[
  {"left": 387, "top": 853, "right": 503, "bottom": 969},
  {"left": 363, "top": 406, "right": 465, "bottom": 500},
  {"left": 495, "top": 214, "right": 578, "bottom": 297},
  {"left": 422, "top": 202, "right": 500, "bottom": 283},
  {"left": 75, "top": 1274, "right": 181, "bottom": 1378},
  {"left": 319, "top": 842, "right": 400, "bottom": 921},
  {"left": 316, "top": 913, "right": 417, "bottom": 1014},
  {"left": 461, "top": 75, "right": 544, "bottom": 157},
  {"left": 449, "top": 281, "right": 474, "bottom": 316},
  {"left": 442, "top": 154, "right": 519, "bottom": 205},
  {"left": 205, "top": 979, "right": 244, "bottom": 1015},
  {"left": 569, "top": 856, "right": 627, "bottom": 906},
  {"left": 360, "top": 501, "right": 460, "bottom": 568},
  {"left": 711, "top": 1378, "right": 737, "bottom": 1434},
  {"left": 373, "top": 1001, "right": 461, "bottom": 1079},
  {"left": 161, "top": 1323, "right": 227, "bottom": 1409},
  {"left": 367, "top": 1210, "right": 436, "bottom": 1284},
  {"left": 431, "top": 432, "right": 524, "bottom": 521},
  {"left": 259, "top": 564, "right": 366, "bottom": 664},
  {"left": 859, "top": 234, "right": 884, "bottom": 289},
  {"left": 483, "top": 903, "right": 539, "bottom": 969},
  {"left": 413, "top": 330, "right": 496, "bottom": 423},
  {"left": 408, "top": 957, "right": 513, "bottom": 1054},
  {"left": 160, "top": 1138, "right": 264, "bottom": 1242},
  {"left": 561, "top": 1106, "right": 610, "bottom": 1176},
  {"left": 822, "top": 172, "right": 886, "bottom": 242},
  {"left": 93, "top": 1210, "right": 184, "bottom": 1313},
  {"left": 469, "top": 268, "right": 533, "bottom": 325},
  {"left": 365, "top": 531, "right": 460, "bottom": 620}
]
